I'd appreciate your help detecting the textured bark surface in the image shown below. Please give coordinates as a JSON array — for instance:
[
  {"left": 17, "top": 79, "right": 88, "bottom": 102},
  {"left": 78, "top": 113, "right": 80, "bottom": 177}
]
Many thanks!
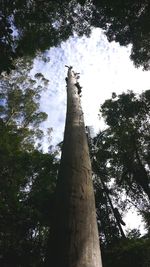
[{"left": 48, "top": 68, "right": 103, "bottom": 267}]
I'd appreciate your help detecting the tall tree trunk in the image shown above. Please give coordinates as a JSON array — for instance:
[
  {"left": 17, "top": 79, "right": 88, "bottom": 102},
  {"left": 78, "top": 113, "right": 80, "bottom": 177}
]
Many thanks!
[
  {"left": 93, "top": 159, "right": 126, "bottom": 239},
  {"left": 47, "top": 67, "right": 102, "bottom": 267},
  {"left": 101, "top": 181, "right": 126, "bottom": 238},
  {"left": 134, "top": 147, "right": 150, "bottom": 200}
]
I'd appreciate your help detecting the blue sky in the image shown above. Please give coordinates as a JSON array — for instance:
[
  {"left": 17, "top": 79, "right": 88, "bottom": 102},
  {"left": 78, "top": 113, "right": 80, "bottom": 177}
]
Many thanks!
[
  {"left": 32, "top": 28, "right": 150, "bottom": 148},
  {"left": 31, "top": 27, "right": 150, "bottom": 234}
]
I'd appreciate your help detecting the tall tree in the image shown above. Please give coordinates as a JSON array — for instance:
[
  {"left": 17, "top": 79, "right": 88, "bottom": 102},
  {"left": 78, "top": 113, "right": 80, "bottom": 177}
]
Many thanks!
[
  {"left": 0, "top": 58, "right": 49, "bottom": 150},
  {"left": 86, "top": 129, "right": 126, "bottom": 244},
  {"left": 99, "top": 90, "right": 150, "bottom": 201},
  {"left": 0, "top": 60, "right": 57, "bottom": 266},
  {"left": 46, "top": 67, "right": 103, "bottom": 267}
]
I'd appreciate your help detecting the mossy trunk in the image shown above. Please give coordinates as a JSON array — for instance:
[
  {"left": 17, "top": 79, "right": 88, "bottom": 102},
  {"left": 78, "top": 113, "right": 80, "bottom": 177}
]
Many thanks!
[{"left": 47, "top": 67, "right": 102, "bottom": 267}]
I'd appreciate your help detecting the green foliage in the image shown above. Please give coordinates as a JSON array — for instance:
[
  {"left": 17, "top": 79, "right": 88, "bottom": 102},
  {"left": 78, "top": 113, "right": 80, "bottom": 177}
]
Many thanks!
[
  {"left": 102, "top": 237, "right": 150, "bottom": 267},
  {"left": 99, "top": 90, "right": 150, "bottom": 201},
  {"left": 91, "top": 1, "right": 150, "bottom": 69},
  {"left": 0, "top": 143, "right": 58, "bottom": 266},
  {"left": 87, "top": 127, "right": 125, "bottom": 246},
  {"left": 0, "top": 0, "right": 92, "bottom": 73},
  {"left": 94, "top": 176, "right": 121, "bottom": 247},
  {"left": 0, "top": 58, "right": 48, "bottom": 150},
  {"left": 1, "top": 0, "right": 150, "bottom": 72},
  {"left": 0, "top": 59, "right": 59, "bottom": 266},
  {"left": 88, "top": 90, "right": 150, "bottom": 257},
  {"left": 141, "top": 210, "right": 150, "bottom": 235}
]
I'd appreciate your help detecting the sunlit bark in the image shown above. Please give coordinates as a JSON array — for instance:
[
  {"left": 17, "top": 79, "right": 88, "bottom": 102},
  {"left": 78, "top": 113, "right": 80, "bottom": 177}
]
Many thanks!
[{"left": 47, "top": 67, "right": 102, "bottom": 267}]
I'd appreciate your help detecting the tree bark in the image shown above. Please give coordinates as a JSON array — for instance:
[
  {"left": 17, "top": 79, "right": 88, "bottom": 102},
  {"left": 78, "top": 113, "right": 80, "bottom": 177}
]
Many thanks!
[{"left": 47, "top": 67, "right": 103, "bottom": 267}]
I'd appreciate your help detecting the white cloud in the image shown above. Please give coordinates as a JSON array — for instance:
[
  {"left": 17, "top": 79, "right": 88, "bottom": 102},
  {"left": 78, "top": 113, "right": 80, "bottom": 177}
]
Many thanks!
[{"left": 124, "top": 208, "right": 146, "bottom": 235}]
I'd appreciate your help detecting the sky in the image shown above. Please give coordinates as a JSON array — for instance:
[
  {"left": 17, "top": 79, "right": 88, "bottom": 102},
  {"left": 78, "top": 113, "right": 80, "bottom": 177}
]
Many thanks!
[{"left": 31, "top": 27, "right": 150, "bottom": 234}]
